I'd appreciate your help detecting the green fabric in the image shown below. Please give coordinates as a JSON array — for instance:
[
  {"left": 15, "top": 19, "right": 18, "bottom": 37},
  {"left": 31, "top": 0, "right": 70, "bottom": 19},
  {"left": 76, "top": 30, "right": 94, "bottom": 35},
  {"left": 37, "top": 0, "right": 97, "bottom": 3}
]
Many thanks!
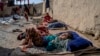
[
  {"left": 45, "top": 34, "right": 57, "bottom": 42},
  {"left": 51, "top": 37, "right": 69, "bottom": 51},
  {"left": 45, "top": 35, "right": 69, "bottom": 51}
]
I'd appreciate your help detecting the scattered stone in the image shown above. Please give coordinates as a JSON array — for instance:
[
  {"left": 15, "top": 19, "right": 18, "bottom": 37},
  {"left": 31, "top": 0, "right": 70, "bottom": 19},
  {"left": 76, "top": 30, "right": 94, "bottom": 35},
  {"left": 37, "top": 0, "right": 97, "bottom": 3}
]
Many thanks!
[
  {"left": 19, "top": 24, "right": 24, "bottom": 27},
  {"left": 12, "top": 29, "right": 23, "bottom": 32}
]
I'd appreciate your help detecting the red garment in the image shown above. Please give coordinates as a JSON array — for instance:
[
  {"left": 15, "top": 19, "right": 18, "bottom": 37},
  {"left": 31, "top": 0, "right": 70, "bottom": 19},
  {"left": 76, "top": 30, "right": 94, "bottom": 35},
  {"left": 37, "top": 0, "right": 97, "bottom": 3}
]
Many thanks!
[
  {"left": 0, "top": 2, "right": 4, "bottom": 11},
  {"left": 43, "top": 15, "right": 52, "bottom": 23},
  {"left": 37, "top": 26, "right": 49, "bottom": 36}
]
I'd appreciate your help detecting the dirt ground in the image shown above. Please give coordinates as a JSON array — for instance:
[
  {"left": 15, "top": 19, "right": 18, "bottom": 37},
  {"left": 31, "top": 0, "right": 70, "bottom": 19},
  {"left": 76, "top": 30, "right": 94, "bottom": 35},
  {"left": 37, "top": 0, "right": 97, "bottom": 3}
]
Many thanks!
[{"left": 0, "top": 17, "right": 100, "bottom": 56}]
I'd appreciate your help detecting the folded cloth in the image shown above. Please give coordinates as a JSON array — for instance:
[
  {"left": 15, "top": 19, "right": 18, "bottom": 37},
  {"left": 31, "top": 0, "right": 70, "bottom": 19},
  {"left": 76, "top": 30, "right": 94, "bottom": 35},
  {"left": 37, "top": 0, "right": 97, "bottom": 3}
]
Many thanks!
[
  {"left": 44, "top": 35, "right": 57, "bottom": 44},
  {"left": 46, "top": 37, "right": 69, "bottom": 51},
  {"left": 48, "top": 22, "right": 67, "bottom": 29},
  {"left": 67, "top": 31, "right": 80, "bottom": 39},
  {"left": 56, "top": 31, "right": 93, "bottom": 52},
  {"left": 44, "top": 34, "right": 69, "bottom": 51},
  {"left": 66, "top": 31, "right": 93, "bottom": 52}
]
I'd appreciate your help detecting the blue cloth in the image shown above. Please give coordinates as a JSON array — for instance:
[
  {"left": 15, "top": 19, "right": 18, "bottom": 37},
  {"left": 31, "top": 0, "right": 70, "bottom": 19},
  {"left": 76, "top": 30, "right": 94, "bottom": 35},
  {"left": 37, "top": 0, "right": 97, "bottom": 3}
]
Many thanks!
[
  {"left": 56, "top": 31, "right": 93, "bottom": 52},
  {"left": 44, "top": 31, "right": 93, "bottom": 52},
  {"left": 68, "top": 31, "right": 80, "bottom": 39},
  {"left": 66, "top": 31, "right": 93, "bottom": 52},
  {"left": 48, "top": 22, "right": 67, "bottom": 29}
]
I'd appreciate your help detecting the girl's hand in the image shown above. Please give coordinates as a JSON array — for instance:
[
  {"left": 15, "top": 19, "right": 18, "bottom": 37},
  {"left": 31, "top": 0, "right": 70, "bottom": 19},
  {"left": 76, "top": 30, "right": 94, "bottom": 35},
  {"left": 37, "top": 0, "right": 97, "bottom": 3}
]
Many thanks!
[{"left": 51, "top": 40, "right": 56, "bottom": 43}]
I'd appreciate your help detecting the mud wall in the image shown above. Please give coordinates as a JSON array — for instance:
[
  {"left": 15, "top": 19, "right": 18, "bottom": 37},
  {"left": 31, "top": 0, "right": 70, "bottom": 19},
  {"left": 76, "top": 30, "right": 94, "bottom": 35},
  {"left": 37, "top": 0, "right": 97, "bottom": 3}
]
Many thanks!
[
  {"left": 34, "top": 3, "right": 43, "bottom": 16},
  {"left": 52, "top": 0, "right": 100, "bottom": 34}
]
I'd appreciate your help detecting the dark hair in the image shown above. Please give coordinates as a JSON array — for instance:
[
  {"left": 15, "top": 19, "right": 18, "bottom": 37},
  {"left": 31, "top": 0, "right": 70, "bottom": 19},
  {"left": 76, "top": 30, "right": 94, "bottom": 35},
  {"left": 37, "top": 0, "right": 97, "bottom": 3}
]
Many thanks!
[
  {"left": 28, "top": 28, "right": 44, "bottom": 47},
  {"left": 17, "top": 32, "right": 26, "bottom": 40},
  {"left": 30, "top": 28, "right": 40, "bottom": 38},
  {"left": 67, "top": 31, "right": 73, "bottom": 39}
]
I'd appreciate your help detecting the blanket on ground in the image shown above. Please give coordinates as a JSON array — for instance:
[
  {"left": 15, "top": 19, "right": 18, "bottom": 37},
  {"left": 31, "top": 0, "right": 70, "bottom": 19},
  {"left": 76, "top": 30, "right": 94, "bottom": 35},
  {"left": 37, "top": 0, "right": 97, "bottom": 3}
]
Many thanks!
[
  {"left": 56, "top": 31, "right": 93, "bottom": 52},
  {"left": 66, "top": 31, "right": 93, "bottom": 52},
  {"left": 44, "top": 34, "right": 69, "bottom": 51},
  {"left": 11, "top": 46, "right": 100, "bottom": 56},
  {"left": 48, "top": 22, "right": 67, "bottom": 30}
]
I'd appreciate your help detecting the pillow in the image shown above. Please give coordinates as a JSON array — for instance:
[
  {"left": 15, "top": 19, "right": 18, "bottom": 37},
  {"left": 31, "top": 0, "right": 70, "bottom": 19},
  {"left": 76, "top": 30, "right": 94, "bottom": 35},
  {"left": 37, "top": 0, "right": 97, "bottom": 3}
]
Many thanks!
[{"left": 67, "top": 37, "right": 93, "bottom": 52}]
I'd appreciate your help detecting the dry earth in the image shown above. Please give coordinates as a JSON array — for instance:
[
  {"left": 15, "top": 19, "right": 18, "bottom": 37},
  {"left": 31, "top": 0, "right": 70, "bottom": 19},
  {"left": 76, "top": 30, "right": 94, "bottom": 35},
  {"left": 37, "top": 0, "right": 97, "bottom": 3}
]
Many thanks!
[{"left": 0, "top": 17, "right": 100, "bottom": 56}]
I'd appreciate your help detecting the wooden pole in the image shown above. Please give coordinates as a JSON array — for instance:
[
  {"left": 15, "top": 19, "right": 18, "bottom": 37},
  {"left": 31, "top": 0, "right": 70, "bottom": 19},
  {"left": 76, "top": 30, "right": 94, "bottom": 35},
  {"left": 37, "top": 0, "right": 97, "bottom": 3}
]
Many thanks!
[{"left": 27, "top": 0, "right": 30, "bottom": 5}]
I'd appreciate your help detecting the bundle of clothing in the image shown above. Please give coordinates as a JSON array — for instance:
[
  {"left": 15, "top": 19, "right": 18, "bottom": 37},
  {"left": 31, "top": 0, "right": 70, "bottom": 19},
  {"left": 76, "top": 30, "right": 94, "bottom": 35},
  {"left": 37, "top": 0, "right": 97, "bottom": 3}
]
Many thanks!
[
  {"left": 47, "top": 22, "right": 68, "bottom": 30},
  {"left": 18, "top": 29, "right": 93, "bottom": 52},
  {"left": 43, "top": 13, "right": 52, "bottom": 23},
  {"left": 44, "top": 31, "right": 93, "bottom": 52},
  {"left": 42, "top": 13, "right": 68, "bottom": 30},
  {"left": 17, "top": 26, "right": 49, "bottom": 42},
  {"left": 17, "top": 13, "right": 93, "bottom": 52}
]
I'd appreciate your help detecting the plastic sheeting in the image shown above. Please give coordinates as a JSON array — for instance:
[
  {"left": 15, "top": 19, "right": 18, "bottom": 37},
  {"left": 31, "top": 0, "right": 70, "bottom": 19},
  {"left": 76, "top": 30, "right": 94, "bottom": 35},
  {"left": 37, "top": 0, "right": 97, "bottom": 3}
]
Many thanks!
[{"left": 0, "top": 15, "right": 23, "bottom": 25}]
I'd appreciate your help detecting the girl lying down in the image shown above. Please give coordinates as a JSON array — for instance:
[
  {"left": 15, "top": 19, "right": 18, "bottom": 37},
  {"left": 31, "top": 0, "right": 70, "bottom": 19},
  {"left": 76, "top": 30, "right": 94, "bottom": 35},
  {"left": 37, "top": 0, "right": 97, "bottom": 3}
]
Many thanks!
[{"left": 18, "top": 27, "right": 93, "bottom": 52}]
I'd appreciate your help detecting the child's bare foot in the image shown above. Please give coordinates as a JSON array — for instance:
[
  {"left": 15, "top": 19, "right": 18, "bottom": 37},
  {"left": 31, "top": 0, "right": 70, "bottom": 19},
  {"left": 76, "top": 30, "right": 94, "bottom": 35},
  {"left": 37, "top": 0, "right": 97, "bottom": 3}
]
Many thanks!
[
  {"left": 19, "top": 46, "right": 27, "bottom": 52},
  {"left": 26, "top": 44, "right": 33, "bottom": 48}
]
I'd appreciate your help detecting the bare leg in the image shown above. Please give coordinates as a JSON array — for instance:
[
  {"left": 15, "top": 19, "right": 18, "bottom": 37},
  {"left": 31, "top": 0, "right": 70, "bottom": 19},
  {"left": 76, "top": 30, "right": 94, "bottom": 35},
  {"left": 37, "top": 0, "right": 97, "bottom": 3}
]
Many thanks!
[
  {"left": 21, "top": 36, "right": 29, "bottom": 45},
  {"left": 20, "top": 38, "right": 33, "bottom": 52}
]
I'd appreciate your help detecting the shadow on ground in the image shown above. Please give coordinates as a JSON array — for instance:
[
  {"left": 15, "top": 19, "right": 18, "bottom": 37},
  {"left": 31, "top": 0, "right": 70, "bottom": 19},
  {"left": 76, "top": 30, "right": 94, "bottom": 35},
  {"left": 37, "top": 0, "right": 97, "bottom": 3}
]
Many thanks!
[
  {"left": 1, "top": 46, "right": 100, "bottom": 56},
  {"left": 0, "top": 47, "right": 14, "bottom": 56}
]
